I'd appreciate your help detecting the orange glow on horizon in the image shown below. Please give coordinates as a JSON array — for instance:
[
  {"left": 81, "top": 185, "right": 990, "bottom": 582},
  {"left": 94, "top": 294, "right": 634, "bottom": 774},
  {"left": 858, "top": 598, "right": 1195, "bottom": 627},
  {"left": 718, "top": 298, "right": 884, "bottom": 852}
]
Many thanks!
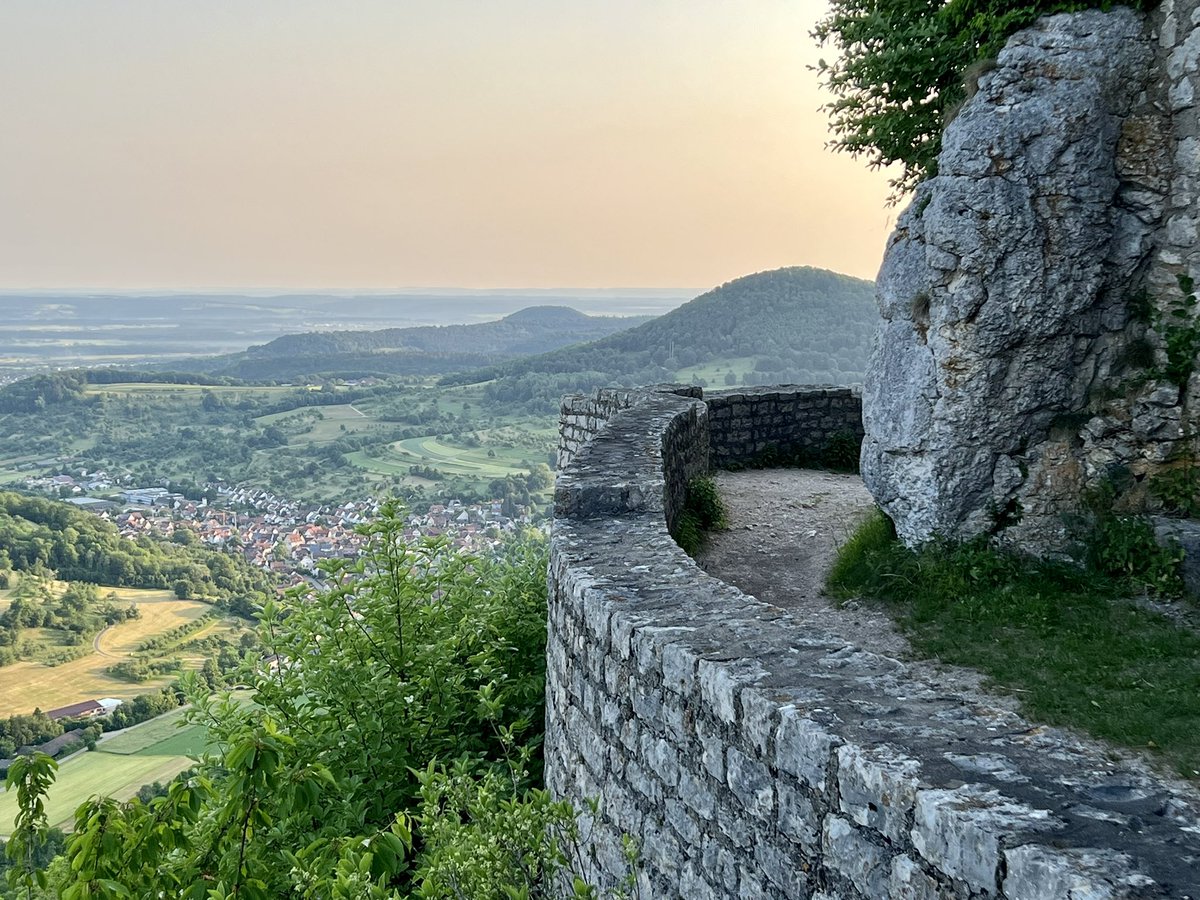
[{"left": 0, "top": 1, "right": 895, "bottom": 291}]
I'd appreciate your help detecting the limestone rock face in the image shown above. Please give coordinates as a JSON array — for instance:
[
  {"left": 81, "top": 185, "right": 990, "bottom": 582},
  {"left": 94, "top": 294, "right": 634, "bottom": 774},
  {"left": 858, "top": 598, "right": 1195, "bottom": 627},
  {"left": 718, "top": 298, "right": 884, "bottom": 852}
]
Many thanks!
[{"left": 863, "top": 3, "right": 1200, "bottom": 551}]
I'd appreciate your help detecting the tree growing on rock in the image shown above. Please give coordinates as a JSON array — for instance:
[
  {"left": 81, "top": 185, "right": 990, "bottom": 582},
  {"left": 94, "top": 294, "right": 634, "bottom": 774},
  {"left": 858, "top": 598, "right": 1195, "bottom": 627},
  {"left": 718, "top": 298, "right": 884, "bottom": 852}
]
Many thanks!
[{"left": 813, "top": 0, "right": 1159, "bottom": 197}]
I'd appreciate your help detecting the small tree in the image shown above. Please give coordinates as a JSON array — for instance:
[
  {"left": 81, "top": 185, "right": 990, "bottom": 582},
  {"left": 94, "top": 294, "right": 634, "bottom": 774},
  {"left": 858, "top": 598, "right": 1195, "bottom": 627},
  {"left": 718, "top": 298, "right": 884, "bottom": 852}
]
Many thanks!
[
  {"left": 4, "top": 753, "right": 58, "bottom": 898},
  {"left": 813, "top": 0, "right": 1160, "bottom": 198}
]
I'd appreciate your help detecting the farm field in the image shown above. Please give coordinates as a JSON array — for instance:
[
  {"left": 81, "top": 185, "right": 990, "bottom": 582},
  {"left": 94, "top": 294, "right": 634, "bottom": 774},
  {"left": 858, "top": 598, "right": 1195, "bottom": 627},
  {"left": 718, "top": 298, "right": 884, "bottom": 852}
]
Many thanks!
[
  {"left": 354, "top": 436, "right": 538, "bottom": 479},
  {"left": 101, "top": 705, "right": 210, "bottom": 756},
  {"left": 0, "top": 589, "right": 238, "bottom": 717},
  {"left": 0, "top": 454, "right": 42, "bottom": 486},
  {"left": 673, "top": 356, "right": 759, "bottom": 385},
  {"left": 82, "top": 382, "right": 303, "bottom": 397},
  {"left": 0, "top": 690, "right": 257, "bottom": 834},
  {"left": 0, "top": 751, "right": 195, "bottom": 834},
  {"left": 255, "top": 402, "right": 379, "bottom": 444},
  {"left": 0, "top": 717, "right": 207, "bottom": 835}
]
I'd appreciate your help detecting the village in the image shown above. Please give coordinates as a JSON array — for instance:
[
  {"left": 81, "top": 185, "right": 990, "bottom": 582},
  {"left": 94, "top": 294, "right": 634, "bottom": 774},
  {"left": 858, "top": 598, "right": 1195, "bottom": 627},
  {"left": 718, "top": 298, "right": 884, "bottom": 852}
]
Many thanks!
[{"left": 20, "top": 471, "right": 542, "bottom": 588}]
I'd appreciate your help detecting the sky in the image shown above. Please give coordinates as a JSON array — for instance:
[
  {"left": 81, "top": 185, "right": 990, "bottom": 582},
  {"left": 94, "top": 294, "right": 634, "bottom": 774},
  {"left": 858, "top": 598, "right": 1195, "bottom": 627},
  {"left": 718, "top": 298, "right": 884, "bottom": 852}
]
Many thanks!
[{"left": 0, "top": 1, "right": 896, "bottom": 292}]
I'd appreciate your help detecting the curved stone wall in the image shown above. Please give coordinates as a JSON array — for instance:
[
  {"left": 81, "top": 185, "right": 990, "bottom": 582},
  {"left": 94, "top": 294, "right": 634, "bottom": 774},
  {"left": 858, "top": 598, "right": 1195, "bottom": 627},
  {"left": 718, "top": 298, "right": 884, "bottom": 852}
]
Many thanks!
[{"left": 547, "top": 385, "right": 1200, "bottom": 899}]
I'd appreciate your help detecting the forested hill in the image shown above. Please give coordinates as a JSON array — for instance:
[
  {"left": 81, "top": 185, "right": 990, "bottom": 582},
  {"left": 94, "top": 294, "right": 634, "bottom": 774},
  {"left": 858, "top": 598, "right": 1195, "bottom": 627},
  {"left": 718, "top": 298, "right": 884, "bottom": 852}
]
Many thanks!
[
  {"left": 181, "top": 306, "right": 653, "bottom": 381},
  {"left": 453, "top": 267, "right": 877, "bottom": 411}
]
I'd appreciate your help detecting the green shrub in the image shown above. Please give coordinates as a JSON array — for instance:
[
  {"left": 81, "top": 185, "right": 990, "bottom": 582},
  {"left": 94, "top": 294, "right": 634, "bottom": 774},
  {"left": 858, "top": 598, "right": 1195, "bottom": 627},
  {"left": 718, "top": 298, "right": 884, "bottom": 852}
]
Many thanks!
[
  {"left": 1078, "top": 483, "right": 1184, "bottom": 596},
  {"left": 814, "top": 0, "right": 1161, "bottom": 197},
  {"left": 686, "top": 476, "right": 728, "bottom": 531},
  {"left": 1158, "top": 273, "right": 1200, "bottom": 387},
  {"left": 672, "top": 476, "right": 729, "bottom": 556},
  {"left": 1150, "top": 462, "right": 1200, "bottom": 518}
]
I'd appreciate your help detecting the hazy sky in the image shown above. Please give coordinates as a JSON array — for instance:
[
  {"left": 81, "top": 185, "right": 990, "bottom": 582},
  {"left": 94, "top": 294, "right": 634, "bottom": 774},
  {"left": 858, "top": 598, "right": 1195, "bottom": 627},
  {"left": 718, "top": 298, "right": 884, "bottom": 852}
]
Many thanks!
[{"left": 0, "top": 1, "right": 895, "bottom": 291}]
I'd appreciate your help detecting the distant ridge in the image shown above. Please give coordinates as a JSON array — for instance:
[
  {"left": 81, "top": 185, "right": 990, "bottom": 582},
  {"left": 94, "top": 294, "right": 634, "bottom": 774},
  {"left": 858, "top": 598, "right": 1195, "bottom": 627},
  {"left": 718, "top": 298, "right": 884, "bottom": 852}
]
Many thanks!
[
  {"left": 451, "top": 266, "right": 878, "bottom": 410},
  {"left": 177, "top": 306, "right": 653, "bottom": 381}
]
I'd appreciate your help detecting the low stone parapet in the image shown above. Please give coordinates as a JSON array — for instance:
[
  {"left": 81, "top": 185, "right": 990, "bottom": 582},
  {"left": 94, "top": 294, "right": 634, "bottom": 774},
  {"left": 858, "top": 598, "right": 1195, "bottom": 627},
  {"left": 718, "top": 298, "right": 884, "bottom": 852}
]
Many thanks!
[{"left": 547, "top": 385, "right": 1200, "bottom": 899}]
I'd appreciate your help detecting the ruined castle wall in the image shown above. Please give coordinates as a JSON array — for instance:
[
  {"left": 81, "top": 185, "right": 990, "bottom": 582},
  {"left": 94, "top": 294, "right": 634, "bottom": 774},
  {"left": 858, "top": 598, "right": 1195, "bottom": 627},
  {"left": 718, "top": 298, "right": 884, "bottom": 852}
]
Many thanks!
[
  {"left": 705, "top": 386, "right": 862, "bottom": 469},
  {"left": 547, "top": 386, "right": 1200, "bottom": 899},
  {"left": 556, "top": 389, "right": 641, "bottom": 471}
]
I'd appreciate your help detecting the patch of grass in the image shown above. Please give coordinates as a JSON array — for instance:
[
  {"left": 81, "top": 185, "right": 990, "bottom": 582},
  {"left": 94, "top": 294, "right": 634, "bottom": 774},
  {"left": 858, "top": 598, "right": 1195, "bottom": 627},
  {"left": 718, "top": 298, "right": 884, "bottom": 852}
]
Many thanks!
[
  {"left": 672, "top": 356, "right": 760, "bottom": 385},
  {"left": 0, "top": 750, "right": 196, "bottom": 835},
  {"left": 826, "top": 507, "right": 896, "bottom": 587},
  {"left": 100, "top": 705, "right": 196, "bottom": 754},
  {"left": 828, "top": 511, "right": 1200, "bottom": 777},
  {"left": 672, "top": 476, "right": 729, "bottom": 557}
]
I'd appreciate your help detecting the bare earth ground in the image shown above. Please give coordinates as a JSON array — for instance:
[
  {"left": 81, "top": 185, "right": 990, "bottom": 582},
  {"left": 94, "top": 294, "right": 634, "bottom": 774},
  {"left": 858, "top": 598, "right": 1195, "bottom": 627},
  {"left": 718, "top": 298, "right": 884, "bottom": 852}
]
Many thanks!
[
  {"left": 694, "top": 468, "right": 1050, "bottom": 711},
  {"left": 696, "top": 468, "right": 914, "bottom": 660}
]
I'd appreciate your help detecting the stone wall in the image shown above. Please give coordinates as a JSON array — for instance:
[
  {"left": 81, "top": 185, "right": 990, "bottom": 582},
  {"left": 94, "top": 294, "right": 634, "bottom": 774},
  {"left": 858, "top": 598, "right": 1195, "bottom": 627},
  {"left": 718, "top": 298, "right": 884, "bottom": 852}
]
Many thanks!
[
  {"left": 706, "top": 387, "right": 862, "bottom": 470},
  {"left": 557, "top": 389, "right": 640, "bottom": 471},
  {"left": 547, "top": 385, "right": 1200, "bottom": 899},
  {"left": 862, "top": 3, "right": 1200, "bottom": 552},
  {"left": 557, "top": 385, "right": 706, "bottom": 472}
]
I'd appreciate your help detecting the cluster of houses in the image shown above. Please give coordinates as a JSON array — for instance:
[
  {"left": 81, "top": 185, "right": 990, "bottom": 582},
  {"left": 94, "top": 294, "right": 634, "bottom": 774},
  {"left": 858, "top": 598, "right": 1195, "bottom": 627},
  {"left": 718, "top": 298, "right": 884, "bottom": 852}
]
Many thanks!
[{"left": 21, "top": 472, "right": 539, "bottom": 586}]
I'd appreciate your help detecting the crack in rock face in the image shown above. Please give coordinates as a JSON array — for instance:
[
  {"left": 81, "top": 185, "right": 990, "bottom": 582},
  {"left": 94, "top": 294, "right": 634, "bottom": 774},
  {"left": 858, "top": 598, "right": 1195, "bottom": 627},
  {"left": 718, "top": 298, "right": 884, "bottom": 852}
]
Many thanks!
[{"left": 862, "top": 5, "right": 1200, "bottom": 551}]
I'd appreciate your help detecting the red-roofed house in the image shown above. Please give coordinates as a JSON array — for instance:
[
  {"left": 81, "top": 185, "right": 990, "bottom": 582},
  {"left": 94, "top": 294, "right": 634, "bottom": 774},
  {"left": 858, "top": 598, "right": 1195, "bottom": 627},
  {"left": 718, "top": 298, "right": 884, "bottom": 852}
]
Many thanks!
[{"left": 46, "top": 700, "right": 104, "bottom": 721}]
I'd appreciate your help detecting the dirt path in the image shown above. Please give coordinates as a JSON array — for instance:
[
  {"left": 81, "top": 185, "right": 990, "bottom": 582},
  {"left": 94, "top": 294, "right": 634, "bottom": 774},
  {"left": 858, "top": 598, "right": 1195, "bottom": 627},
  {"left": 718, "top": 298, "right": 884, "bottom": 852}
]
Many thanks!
[
  {"left": 696, "top": 468, "right": 913, "bottom": 658},
  {"left": 92, "top": 625, "right": 119, "bottom": 658}
]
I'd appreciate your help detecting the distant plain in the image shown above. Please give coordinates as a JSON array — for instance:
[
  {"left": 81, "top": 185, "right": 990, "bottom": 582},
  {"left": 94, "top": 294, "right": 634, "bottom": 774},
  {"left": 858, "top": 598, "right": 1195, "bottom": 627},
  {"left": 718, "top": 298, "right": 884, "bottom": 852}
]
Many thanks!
[{"left": 0, "top": 290, "right": 691, "bottom": 382}]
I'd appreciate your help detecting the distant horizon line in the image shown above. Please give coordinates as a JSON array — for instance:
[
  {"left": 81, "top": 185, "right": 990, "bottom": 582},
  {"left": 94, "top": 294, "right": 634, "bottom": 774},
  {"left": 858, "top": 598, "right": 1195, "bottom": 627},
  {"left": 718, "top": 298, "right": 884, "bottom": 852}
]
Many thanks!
[
  {"left": 0, "top": 285, "right": 706, "bottom": 297},
  {"left": 0, "top": 266, "right": 870, "bottom": 297}
]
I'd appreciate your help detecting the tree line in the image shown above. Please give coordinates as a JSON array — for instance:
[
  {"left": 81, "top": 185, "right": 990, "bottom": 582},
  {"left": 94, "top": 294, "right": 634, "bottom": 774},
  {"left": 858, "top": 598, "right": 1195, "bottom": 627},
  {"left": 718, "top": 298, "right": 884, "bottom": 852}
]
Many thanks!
[{"left": 0, "top": 492, "right": 270, "bottom": 597}]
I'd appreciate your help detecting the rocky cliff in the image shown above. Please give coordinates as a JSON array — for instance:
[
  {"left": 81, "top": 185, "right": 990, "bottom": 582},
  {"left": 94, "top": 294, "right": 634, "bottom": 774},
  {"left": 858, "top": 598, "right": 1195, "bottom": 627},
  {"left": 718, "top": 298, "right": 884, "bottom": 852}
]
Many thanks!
[{"left": 862, "top": 1, "right": 1200, "bottom": 551}]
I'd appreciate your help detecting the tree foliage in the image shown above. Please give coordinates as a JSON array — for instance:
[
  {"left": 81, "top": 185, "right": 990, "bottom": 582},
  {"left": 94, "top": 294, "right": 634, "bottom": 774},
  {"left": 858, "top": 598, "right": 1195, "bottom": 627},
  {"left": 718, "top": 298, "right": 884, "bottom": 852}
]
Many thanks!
[
  {"left": 813, "top": 0, "right": 1160, "bottom": 197},
  {"left": 0, "top": 493, "right": 268, "bottom": 596},
  {"left": 10, "top": 509, "right": 626, "bottom": 898}
]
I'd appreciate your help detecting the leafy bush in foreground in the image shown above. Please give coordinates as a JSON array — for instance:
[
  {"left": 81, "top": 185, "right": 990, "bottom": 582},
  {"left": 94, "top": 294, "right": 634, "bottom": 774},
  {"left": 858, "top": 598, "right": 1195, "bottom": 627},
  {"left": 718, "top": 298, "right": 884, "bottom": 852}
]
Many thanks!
[{"left": 8, "top": 506, "right": 631, "bottom": 898}]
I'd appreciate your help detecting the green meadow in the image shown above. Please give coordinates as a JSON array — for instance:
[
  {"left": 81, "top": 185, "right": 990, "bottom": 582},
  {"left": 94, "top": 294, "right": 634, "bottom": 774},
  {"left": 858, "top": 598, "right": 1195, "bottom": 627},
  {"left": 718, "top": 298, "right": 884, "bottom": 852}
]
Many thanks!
[{"left": 0, "top": 711, "right": 208, "bottom": 835}]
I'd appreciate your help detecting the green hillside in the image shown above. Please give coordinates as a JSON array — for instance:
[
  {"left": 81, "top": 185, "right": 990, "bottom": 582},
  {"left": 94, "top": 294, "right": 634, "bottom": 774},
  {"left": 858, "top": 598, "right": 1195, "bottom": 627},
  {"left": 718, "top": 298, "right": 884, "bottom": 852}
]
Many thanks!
[
  {"left": 0, "top": 492, "right": 268, "bottom": 597},
  {"left": 454, "top": 267, "right": 877, "bottom": 411},
  {"left": 182, "top": 306, "right": 653, "bottom": 381}
]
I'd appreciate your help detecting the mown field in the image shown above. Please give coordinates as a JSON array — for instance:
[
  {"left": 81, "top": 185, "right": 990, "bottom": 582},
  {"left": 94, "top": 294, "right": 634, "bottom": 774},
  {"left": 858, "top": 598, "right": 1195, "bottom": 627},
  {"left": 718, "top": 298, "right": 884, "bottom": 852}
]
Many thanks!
[
  {"left": 0, "top": 751, "right": 194, "bottom": 835},
  {"left": 257, "top": 402, "right": 374, "bottom": 444},
  {"left": 99, "top": 705, "right": 211, "bottom": 756},
  {"left": 0, "top": 587, "right": 245, "bottom": 718},
  {"left": 0, "top": 693, "right": 256, "bottom": 835},
  {"left": 0, "top": 706, "right": 211, "bottom": 835},
  {"left": 350, "top": 436, "right": 537, "bottom": 479},
  {"left": 673, "top": 356, "right": 760, "bottom": 385}
]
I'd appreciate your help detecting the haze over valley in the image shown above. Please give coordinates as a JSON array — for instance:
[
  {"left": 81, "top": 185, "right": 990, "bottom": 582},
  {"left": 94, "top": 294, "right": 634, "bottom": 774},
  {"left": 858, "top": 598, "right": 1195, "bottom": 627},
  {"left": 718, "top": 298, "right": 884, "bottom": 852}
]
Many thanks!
[{"left": 0, "top": 289, "right": 692, "bottom": 384}]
